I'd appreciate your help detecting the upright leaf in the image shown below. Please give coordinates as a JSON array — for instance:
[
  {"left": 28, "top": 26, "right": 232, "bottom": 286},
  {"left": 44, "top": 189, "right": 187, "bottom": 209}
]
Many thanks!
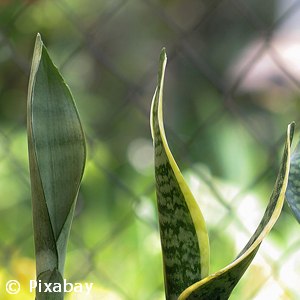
[
  {"left": 151, "top": 48, "right": 294, "bottom": 300},
  {"left": 27, "top": 34, "right": 86, "bottom": 299},
  {"left": 151, "top": 49, "right": 210, "bottom": 300}
]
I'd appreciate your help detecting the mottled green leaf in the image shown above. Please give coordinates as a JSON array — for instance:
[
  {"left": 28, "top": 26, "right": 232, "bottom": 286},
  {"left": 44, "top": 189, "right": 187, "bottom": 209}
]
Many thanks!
[
  {"left": 151, "top": 49, "right": 210, "bottom": 300},
  {"left": 178, "top": 125, "right": 293, "bottom": 300},
  {"left": 27, "top": 33, "right": 86, "bottom": 297},
  {"left": 151, "top": 49, "right": 294, "bottom": 300},
  {"left": 286, "top": 141, "right": 300, "bottom": 223}
]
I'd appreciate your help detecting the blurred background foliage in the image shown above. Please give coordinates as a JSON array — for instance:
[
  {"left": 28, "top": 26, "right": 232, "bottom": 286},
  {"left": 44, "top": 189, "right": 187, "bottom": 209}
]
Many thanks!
[{"left": 1, "top": 0, "right": 300, "bottom": 299}]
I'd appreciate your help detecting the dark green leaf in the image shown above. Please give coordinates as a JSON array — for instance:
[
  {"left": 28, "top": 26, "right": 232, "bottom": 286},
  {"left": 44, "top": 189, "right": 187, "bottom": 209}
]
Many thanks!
[
  {"left": 151, "top": 49, "right": 210, "bottom": 300},
  {"left": 151, "top": 48, "right": 294, "bottom": 300},
  {"left": 27, "top": 33, "right": 86, "bottom": 282}
]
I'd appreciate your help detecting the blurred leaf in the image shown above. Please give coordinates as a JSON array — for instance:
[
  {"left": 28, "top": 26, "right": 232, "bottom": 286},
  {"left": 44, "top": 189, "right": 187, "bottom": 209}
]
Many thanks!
[
  {"left": 27, "top": 33, "right": 86, "bottom": 297},
  {"left": 286, "top": 141, "right": 300, "bottom": 223},
  {"left": 151, "top": 49, "right": 210, "bottom": 300}
]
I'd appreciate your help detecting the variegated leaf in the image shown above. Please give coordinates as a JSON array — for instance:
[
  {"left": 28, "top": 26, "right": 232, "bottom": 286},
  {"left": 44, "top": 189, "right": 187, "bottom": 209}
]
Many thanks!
[
  {"left": 151, "top": 48, "right": 294, "bottom": 300},
  {"left": 151, "top": 49, "right": 210, "bottom": 300},
  {"left": 178, "top": 125, "right": 294, "bottom": 300}
]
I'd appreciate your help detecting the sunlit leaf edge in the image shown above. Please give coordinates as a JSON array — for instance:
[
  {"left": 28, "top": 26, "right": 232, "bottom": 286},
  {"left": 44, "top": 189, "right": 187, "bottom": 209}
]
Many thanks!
[{"left": 178, "top": 122, "right": 294, "bottom": 299}]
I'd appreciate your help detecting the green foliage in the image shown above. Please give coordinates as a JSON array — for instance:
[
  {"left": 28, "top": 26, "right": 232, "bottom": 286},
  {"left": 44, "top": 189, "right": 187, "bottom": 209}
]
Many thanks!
[
  {"left": 151, "top": 49, "right": 210, "bottom": 299},
  {"left": 151, "top": 48, "right": 295, "bottom": 300},
  {"left": 27, "top": 34, "right": 86, "bottom": 299}
]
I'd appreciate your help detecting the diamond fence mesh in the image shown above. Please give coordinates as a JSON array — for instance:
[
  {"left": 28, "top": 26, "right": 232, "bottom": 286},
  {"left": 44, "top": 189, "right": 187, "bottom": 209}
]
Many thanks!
[{"left": 1, "top": 0, "right": 300, "bottom": 299}]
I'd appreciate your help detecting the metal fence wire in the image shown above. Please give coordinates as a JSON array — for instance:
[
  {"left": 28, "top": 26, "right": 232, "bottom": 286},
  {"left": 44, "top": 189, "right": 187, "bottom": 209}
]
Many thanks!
[{"left": 1, "top": 0, "right": 300, "bottom": 299}]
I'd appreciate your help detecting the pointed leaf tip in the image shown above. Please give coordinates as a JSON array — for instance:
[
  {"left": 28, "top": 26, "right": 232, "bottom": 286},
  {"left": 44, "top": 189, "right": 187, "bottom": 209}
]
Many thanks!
[
  {"left": 160, "top": 47, "right": 167, "bottom": 58},
  {"left": 151, "top": 48, "right": 209, "bottom": 299},
  {"left": 285, "top": 122, "right": 300, "bottom": 223},
  {"left": 36, "top": 32, "right": 41, "bottom": 40},
  {"left": 157, "top": 49, "right": 167, "bottom": 91},
  {"left": 34, "top": 33, "right": 43, "bottom": 53},
  {"left": 160, "top": 48, "right": 167, "bottom": 66},
  {"left": 289, "top": 121, "right": 295, "bottom": 137}
]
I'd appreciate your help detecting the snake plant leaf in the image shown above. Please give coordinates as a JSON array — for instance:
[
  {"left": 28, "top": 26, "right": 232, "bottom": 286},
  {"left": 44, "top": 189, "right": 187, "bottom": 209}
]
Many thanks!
[
  {"left": 178, "top": 122, "right": 294, "bottom": 300},
  {"left": 27, "top": 32, "right": 86, "bottom": 289},
  {"left": 36, "top": 269, "right": 64, "bottom": 300},
  {"left": 151, "top": 49, "right": 210, "bottom": 300},
  {"left": 286, "top": 140, "right": 300, "bottom": 223}
]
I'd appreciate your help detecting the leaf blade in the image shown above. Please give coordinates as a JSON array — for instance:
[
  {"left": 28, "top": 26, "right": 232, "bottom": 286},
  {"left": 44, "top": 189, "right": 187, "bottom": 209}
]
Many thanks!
[
  {"left": 151, "top": 49, "right": 210, "bottom": 300},
  {"left": 179, "top": 123, "right": 294, "bottom": 300},
  {"left": 27, "top": 34, "right": 86, "bottom": 277}
]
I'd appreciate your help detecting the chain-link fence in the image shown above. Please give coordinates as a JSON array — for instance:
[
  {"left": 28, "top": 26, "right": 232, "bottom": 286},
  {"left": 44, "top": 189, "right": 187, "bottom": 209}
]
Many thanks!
[{"left": 1, "top": 0, "right": 300, "bottom": 299}]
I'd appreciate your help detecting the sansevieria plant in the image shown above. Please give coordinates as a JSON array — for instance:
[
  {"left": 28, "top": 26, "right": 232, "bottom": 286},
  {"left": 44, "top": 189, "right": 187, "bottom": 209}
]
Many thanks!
[
  {"left": 25, "top": 32, "right": 300, "bottom": 299},
  {"left": 151, "top": 48, "right": 300, "bottom": 299},
  {"left": 27, "top": 34, "right": 86, "bottom": 300}
]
